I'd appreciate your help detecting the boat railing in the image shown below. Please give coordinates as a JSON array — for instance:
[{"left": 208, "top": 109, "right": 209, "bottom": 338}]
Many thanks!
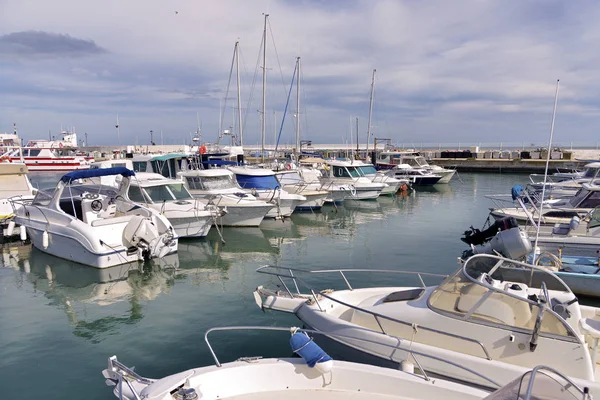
[
  {"left": 255, "top": 265, "right": 493, "bottom": 361},
  {"left": 203, "top": 326, "right": 501, "bottom": 388},
  {"left": 520, "top": 365, "right": 591, "bottom": 400}
]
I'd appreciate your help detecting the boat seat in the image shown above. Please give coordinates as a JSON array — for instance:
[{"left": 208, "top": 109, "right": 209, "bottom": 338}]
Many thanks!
[
  {"left": 90, "top": 214, "right": 135, "bottom": 227},
  {"left": 381, "top": 289, "right": 425, "bottom": 303},
  {"left": 456, "top": 283, "right": 532, "bottom": 326},
  {"left": 579, "top": 318, "right": 600, "bottom": 339},
  {"left": 551, "top": 224, "right": 571, "bottom": 235}
]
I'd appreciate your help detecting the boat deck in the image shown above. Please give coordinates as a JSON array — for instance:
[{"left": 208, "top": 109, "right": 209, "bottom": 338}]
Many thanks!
[{"left": 228, "top": 390, "right": 409, "bottom": 399}]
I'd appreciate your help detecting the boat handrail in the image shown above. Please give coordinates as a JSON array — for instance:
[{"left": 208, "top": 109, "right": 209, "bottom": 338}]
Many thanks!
[
  {"left": 203, "top": 326, "right": 501, "bottom": 388},
  {"left": 255, "top": 266, "right": 492, "bottom": 360},
  {"left": 256, "top": 264, "right": 448, "bottom": 290},
  {"left": 521, "top": 365, "right": 591, "bottom": 400}
]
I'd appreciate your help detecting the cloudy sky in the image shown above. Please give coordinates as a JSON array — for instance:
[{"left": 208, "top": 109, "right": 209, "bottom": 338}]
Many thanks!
[{"left": 1, "top": 0, "right": 599, "bottom": 147}]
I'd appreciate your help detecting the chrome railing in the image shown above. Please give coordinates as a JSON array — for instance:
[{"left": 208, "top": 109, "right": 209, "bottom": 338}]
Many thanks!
[
  {"left": 521, "top": 365, "right": 591, "bottom": 400},
  {"left": 255, "top": 265, "right": 492, "bottom": 360},
  {"left": 204, "top": 326, "right": 500, "bottom": 387}
]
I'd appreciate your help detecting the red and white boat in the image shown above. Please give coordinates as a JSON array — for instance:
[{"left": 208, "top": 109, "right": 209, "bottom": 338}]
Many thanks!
[{"left": 0, "top": 129, "right": 93, "bottom": 171}]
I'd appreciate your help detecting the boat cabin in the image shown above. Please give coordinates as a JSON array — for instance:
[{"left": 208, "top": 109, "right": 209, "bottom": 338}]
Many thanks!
[
  {"left": 567, "top": 183, "right": 600, "bottom": 208},
  {"left": 228, "top": 167, "right": 282, "bottom": 190},
  {"left": 376, "top": 151, "right": 429, "bottom": 169},
  {"left": 180, "top": 169, "right": 243, "bottom": 194},
  {"left": 127, "top": 173, "right": 194, "bottom": 204}
]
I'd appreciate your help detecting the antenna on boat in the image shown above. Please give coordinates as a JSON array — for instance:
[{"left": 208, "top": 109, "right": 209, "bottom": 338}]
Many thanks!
[{"left": 532, "top": 79, "right": 560, "bottom": 265}]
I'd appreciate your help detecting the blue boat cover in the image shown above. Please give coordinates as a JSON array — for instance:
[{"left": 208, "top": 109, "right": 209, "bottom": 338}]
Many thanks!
[
  {"left": 290, "top": 332, "right": 332, "bottom": 368},
  {"left": 235, "top": 174, "right": 279, "bottom": 190},
  {"left": 511, "top": 185, "right": 523, "bottom": 200},
  {"left": 201, "top": 159, "right": 240, "bottom": 166},
  {"left": 61, "top": 167, "right": 135, "bottom": 183}
]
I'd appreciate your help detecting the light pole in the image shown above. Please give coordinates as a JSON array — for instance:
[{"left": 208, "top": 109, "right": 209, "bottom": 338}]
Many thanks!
[{"left": 150, "top": 130, "right": 154, "bottom": 145}]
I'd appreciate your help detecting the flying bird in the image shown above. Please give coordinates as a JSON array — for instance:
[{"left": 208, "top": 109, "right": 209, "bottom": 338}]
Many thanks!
[{"left": 175, "top": 10, "right": 178, "bottom": 14}]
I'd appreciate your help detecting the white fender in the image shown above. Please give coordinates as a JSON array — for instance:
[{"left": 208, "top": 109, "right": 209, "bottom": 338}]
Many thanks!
[
  {"left": 6, "top": 220, "right": 15, "bottom": 236},
  {"left": 42, "top": 230, "right": 49, "bottom": 249},
  {"left": 20, "top": 226, "right": 27, "bottom": 241}
]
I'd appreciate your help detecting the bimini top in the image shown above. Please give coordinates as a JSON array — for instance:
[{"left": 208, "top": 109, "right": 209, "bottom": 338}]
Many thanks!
[{"left": 61, "top": 167, "right": 136, "bottom": 183}]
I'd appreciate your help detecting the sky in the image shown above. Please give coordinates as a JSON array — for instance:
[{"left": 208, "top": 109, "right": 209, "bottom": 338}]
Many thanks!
[{"left": 1, "top": 0, "right": 600, "bottom": 147}]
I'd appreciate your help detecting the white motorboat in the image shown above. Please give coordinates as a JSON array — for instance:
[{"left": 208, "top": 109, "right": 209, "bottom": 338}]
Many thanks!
[
  {"left": 179, "top": 169, "right": 272, "bottom": 227},
  {"left": 489, "top": 183, "right": 600, "bottom": 225},
  {"left": 352, "top": 160, "right": 409, "bottom": 195},
  {"left": 294, "top": 166, "right": 353, "bottom": 204},
  {"left": 276, "top": 170, "right": 329, "bottom": 211},
  {"left": 254, "top": 254, "right": 600, "bottom": 395},
  {"left": 528, "top": 162, "right": 600, "bottom": 197},
  {"left": 102, "top": 326, "right": 592, "bottom": 400},
  {"left": 321, "top": 160, "right": 386, "bottom": 200},
  {"left": 229, "top": 166, "right": 306, "bottom": 218},
  {"left": 127, "top": 172, "right": 221, "bottom": 238},
  {"left": 12, "top": 167, "right": 177, "bottom": 268},
  {"left": 376, "top": 151, "right": 455, "bottom": 183},
  {"left": 385, "top": 164, "right": 443, "bottom": 185}
]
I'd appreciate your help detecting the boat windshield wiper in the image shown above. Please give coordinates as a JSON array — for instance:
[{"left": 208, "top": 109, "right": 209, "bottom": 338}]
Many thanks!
[{"left": 530, "top": 281, "right": 550, "bottom": 352}]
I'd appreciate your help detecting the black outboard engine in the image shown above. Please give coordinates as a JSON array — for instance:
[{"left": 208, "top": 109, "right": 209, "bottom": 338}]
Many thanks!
[{"left": 461, "top": 217, "right": 519, "bottom": 246}]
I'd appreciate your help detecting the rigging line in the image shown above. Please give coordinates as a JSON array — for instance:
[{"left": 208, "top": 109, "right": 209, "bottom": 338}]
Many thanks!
[
  {"left": 219, "top": 45, "right": 237, "bottom": 145},
  {"left": 275, "top": 61, "right": 298, "bottom": 152},
  {"left": 267, "top": 18, "right": 290, "bottom": 99},
  {"left": 242, "top": 33, "right": 264, "bottom": 142},
  {"left": 237, "top": 44, "right": 252, "bottom": 135}
]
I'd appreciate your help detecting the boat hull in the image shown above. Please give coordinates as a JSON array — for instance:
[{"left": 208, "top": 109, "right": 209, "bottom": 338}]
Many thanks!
[
  {"left": 435, "top": 169, "right": 456, "bottom": 184},
  {"left": 27, "top": 226, "right": 177, "bottom": 268},
  {"left": 214, "top": 204, "right": 270, "bottom": 227},
  {"left": 169, "top": 216, "right": 213, "bottom": 238},
  {"left": 294, "top": 192, "right": 327, "bottom": 211}
]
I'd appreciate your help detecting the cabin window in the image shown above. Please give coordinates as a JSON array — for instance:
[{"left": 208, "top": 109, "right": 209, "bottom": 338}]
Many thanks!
[
  {"left": 128, "top": 187, "right": 147, "bottom": 203},
  {"left": 185, "top": 176, "right": 202, "bottom": 190},
  {"left": 28, "top": 149, "right": 41, "bottom": 157},
  {"left": 133, "top": 162, "right": 147, "bottom": 172},
  {"left": 358, "top": 165, "right": 377, "bottom": 175},
  {"left": 144, "top": 185, "right": 175, "bottom": 202},
  {"left": 167, "top": 184, "right": 192, "bottom": 200},
  {"left": 198, "top": 176, "right": 236, "bottom": 190}
]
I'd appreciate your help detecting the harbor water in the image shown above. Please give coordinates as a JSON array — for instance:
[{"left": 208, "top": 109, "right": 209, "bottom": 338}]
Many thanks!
[{"left": 1, "top": 172, "right": 528, "bottom": 398}]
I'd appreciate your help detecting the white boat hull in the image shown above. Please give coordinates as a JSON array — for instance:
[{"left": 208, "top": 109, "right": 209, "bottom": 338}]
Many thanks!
[
  {"left": 435, "top": 169, "right": 456, "bottom": 184},
  {"left": 168, "top": 216, "right": 213, "bottom": 238},
  {"left": 214, "top": 203, "right": 270, "bottom": 227},
  {"left": 294, "top": 192, "right": 328, "bottom": 211},
  {"left": 555, "top": 270, "right": 600, "bottom": 297},
  {"left": 344, "top": 188, "right": 381, "bottom": 200},
  {"left": 27, "top": 226, "right": 177, "bottom": 269}
]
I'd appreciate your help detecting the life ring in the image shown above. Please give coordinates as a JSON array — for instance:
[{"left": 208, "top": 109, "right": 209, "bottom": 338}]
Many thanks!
[
  {"left": 285, "top": 163, "right": 292, "bottom": 170},
  {"left": 59, "top": 142, "right": 63, "bottom": 148},
  {"left": 199, "top": 145, "right": 207, "bottom": 154},
  {"left": 0, "top": 155, "right": 10, "bottom": 162}
]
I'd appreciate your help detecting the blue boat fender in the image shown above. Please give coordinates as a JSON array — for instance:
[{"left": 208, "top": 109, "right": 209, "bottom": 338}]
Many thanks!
[{"left": 289, "top": 328, "right": 333, "bottom": 374}]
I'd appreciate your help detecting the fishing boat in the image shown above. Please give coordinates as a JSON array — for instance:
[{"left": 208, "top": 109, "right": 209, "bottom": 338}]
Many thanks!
[
  {"left": 293, "top": 165, "right": 353, "bottom": 204},
  {"left": 254, "top": 254, "right": 600, "bottom": 395},
  {"left": 352, "top": 160, "right": 408, "bottom": 195},
  {"left": 12, "top": 167, "right": 177, "bottom": 268},
  {"left": 320, "top": 160, "right": 387, "bottom": 200},
  {"left": 385, "top": 164, "right": 442, "bottom": 185},
  {"left": 276, "top": 170, "right": 329, "bottom": 211},
  {"left": 179, "top": 169, "right": 272, "bottom": 226},
  {"left": 1, "top": 129, "right": 93, "bottom": 171},
  {"left": 127, "top": 173, "right": 222, "bottom": 238},
  {"left": 376, "top": 150, "right": 456, "bottom": 183},
  {"left": 528, "top": 162, "right": 600, "bottom": 197},
  {"left": 102, "top": 326, "right": 592, "bottom": 400},
  {"left": 488, "top": 183, "right": 600, "bottom": 225},
  {"left": 229, "top": 166, "right": 306, "bottom": 218}
]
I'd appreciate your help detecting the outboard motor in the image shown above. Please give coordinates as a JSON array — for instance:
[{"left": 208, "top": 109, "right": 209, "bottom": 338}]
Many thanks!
[
  {"left": 464, "top": 227, "right": 532, "bottom": 260},
  {"left": 462, "top": 217, "right": 519, "bottom": 246}
]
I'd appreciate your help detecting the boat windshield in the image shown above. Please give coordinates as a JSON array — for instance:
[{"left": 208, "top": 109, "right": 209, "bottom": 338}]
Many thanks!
[
  {"left": 428, "top": 255, "right": 576, "bottom": 339},
  {"left": 568, "top": 188, "right": 600, "bottom": 208},
  {"left": 32, "top": 188, "right": 55, "bottom": 206},
  {"left": 357, "top": 165, "right": 377, "bottom": 175},
  {"left": 344, "top": 166, "right": 362, "bottom": 178},
  {"left": 483, "top": 367, "right": 586, "bottom": 400},
  {"left": 277, "top": 172, "right": 302, "bottom": 185},
  {"left": 143, "top": 184, "right": 192, "bottom": 202},
  {"left": 583, "top": 167, "right": 599, "bottom": 178},
  {"left": 414, "top": 156, "right": 429, "bottom": 167},
  {"left": 186, "top": 175, "right": 237, "bottom": 191}
]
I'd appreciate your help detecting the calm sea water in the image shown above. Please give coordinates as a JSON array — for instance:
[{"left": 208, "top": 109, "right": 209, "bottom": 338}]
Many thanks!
[{"left": 0, "top": 172, "right": 524, "bottom": 398}]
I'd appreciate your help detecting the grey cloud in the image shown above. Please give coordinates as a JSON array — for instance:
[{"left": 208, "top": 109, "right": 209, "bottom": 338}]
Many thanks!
[{"left": 0, "top": 31, "right": 107, "bottom": 58}]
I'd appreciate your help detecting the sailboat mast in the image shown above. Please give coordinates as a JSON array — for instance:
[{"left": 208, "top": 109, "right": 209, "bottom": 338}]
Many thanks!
[
  {"left": 356, "top": 117, "right": 359, "bottom": 155},
  {"left": 235, "top": 41, "right": 243, "bottom": 147},
  {"left": 261, "top": 13, "right": 269, "bottom": 163},
  {"left": 295, "top": 56, "right": 301, "bottom": 154},
  {"left": 116, "top": 114, "right": 120, "bottom": 147},
  {"left": 366, "top": 69, "right": 376, "bottom": 155}
]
